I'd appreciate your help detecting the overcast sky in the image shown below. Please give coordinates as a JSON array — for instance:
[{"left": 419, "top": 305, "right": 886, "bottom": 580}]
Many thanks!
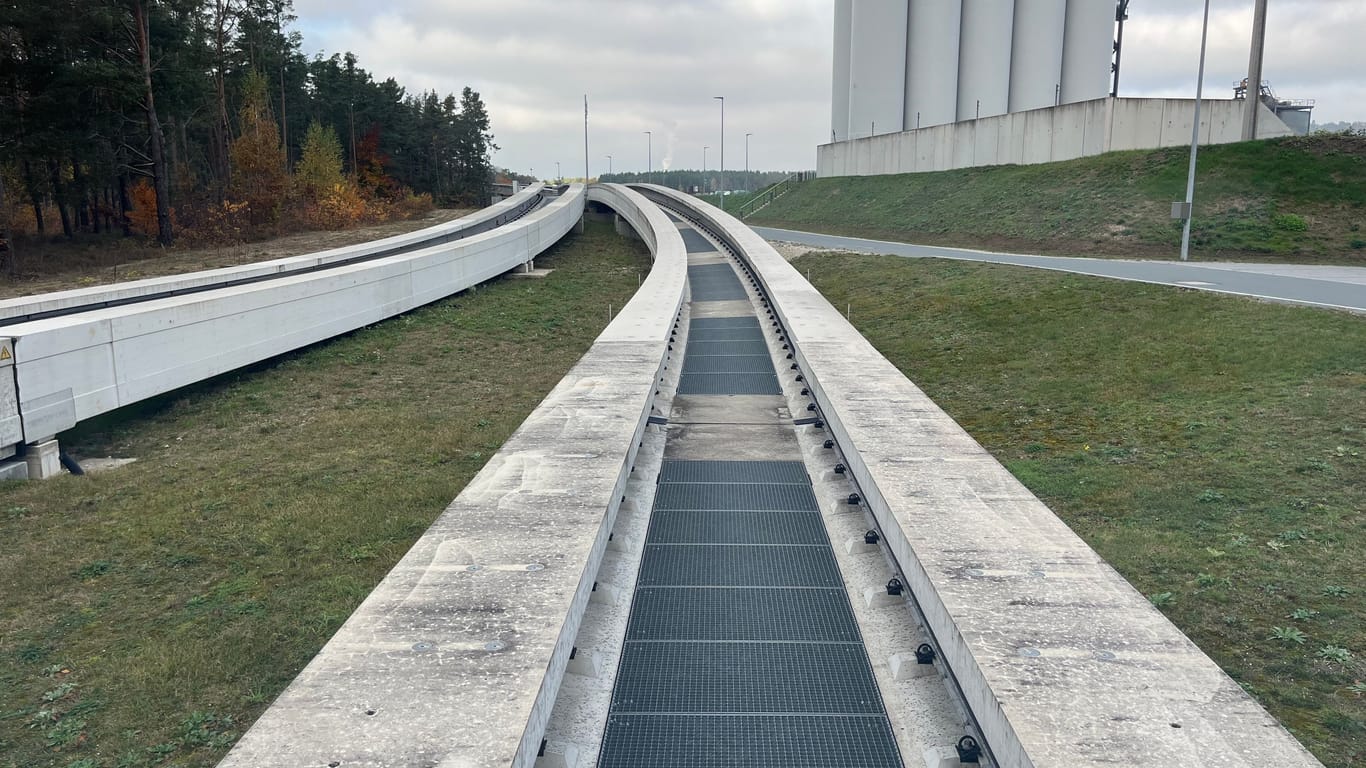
[{"left": 293, "top": 0, "right": 1365, "bottom": 178}]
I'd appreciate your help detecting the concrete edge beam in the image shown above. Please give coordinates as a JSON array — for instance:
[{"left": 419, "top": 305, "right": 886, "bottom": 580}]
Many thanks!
[
  {"left": 640, "top": 184, "right": 1324, "bottom": 768},
  {"left": 3, "top": 187, "right": 585, "bottom": 448},
  {"left": 217, "top": 185, "right": 687, "bottom": 767}
]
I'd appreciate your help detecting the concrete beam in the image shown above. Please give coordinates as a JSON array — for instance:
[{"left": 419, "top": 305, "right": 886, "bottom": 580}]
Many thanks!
[
  {"left": 3, "top": 188, "right": 584, "bottom": 446},
  {"left": 218, "top": 184, "right": 687, "bottom": 768}
]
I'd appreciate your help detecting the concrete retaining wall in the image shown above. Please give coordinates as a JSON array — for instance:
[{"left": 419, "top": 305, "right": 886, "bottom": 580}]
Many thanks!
[
  {"left": 818, "top": 97, "right": 1295, "bottom": 177},
  {"left": 645, "top": 186, "right": 1323, "bottom": 768},
  {"left": 218, "top": 184, "right": 687, "bottom": 768}
]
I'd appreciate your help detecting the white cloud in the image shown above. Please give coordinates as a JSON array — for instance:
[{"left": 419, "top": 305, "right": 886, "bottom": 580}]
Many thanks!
[{"left": 293, "top": 0, "right": 1363, "bottom": 177}]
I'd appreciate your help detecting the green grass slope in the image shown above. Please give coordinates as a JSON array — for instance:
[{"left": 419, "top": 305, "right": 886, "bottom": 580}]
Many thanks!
[
  {"left": 794, "top": 250, "right": 1365, "bottom": 766},
  {"left": 754, "top": 134, "right": 1366, "bottom": 263}
]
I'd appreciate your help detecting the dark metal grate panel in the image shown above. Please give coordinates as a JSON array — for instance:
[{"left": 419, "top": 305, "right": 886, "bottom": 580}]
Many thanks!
[
  {"left": 659, "top": 460, "right": 809, "bottom": 484},
  {"left": 688, "top": 316, "right": 759, "bottom": 329},
  {"left": 680, "top": 227, "right": 719, "bottom": 253},
  {"left": 598, "top": 715, "right": 902, "bottom": 768},
  {"left": 654, "top": 482, "right": 818, "bottom": 511},
  {"left": 688, "top": 264, "right": 748, "bottom": 301},
  {"left": 687, "top": 327, "right": 765, "bottom": 342},
  {"left": 611, "top": 642, "right": 885, "bottom": 713},
  {"left": 647, "top": 509, "right": 828, "bottom": 546},
  {"left": 686, "top": 339, "right": 769, "bottom": 356},
  {"left": 637, "top": 545, "right": 841, "bottom": 586},
  {"left": 677, "top": 373, "right": 781, "bottom": 395},
  {"left": 600, "top": 458, "right": 905, "bottom": 768},
  {"left": 679, "top": 355, "right": 774, "bottom": 374},
  {"left": 626, "top": 587, "right": 860, "bottom": 642}
]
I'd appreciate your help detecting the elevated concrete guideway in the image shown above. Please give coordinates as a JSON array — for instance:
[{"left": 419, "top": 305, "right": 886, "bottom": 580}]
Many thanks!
[
  {"left": 212, "top": 186, "right": 1322, "bottom": 768},
  {"left": 754, "top": 226, "right": 1366, "bottom": 315}
]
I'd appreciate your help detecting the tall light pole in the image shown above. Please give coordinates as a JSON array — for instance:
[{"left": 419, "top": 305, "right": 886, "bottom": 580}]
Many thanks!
[
  {"left": 644, "top": 131, "right": 652, "bottom": 186},
  {"left": 1179, "top": 0, "right": 1212, "bottom": 262},
  {"left": 745, "top": 132, "right": 752, "bottom": 181},
  {"left": 605, "top": 154, "right": 612, "bottom": 176},
  {"left": 703, "top": 145, "right": 708, "bottom": 184},
  {"left": 555, "top": 161, "right": 561, "bottom": 182},
  {"left": 713, "top": 96, "right": 724, "bottom": 210}
]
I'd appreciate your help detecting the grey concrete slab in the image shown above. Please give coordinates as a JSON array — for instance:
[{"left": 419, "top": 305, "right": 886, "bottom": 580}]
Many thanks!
[
  {"left": 649, "top": 187, "right": 1325, "bottom": 768},
  {"left": 756, "top": 226, "right": 1366, "bottom": 315}
]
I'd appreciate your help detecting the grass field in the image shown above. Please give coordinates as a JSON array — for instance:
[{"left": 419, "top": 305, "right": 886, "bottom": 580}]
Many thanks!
[
  {"left": 753, "top": 134, "right": 1366, "bottom": 264},
  {"left": 0, "top": 221, "right": 648, "bottom": 768},
  {"left": 792, "top": 250, "right": 1365, "bottom": 766}
]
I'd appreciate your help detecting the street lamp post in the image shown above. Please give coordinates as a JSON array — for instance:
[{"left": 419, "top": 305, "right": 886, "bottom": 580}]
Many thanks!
[
  {"left": 713, "top": 96, "right": 724, "bottom": 210},
  {"left": 605, "top": 154, "right": 612, "bottom": 177},
  {"left": 1179, "top": 0, "right": 1212, "bottom": 262},
  {"left": 555, "top": 161, "right": 561, "bottom": 182},
  {"left": 644, "top": 131, "right": 652, "bottom": 186},
  {"left": 745, "top": 132, "right": 752, "bottom": 180},
  {"left": 703, "top": 146, "right": 708, "bottom": 189}
]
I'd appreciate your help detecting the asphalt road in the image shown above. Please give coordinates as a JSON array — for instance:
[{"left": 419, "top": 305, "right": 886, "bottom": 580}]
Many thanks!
[{"left": 753, "top": 226, "right": 1366, "bottom": 315}]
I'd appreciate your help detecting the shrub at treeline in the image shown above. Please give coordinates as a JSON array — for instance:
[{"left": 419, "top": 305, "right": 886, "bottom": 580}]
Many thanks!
[{"left": 0, "top": 0, "right": 497, "bottom": 248}]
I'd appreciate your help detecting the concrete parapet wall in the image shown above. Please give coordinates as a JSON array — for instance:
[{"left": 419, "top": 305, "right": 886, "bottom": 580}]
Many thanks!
[
  {"left": 3, "top": 187, "right": 581, "bottom": 443},
  {"left": 218, "top": 184, "right": 687, "bottom": 767},
  {"left": 818, "top": 97, "right": 1295, "bottom": 177},
  {"left": 645, "top": 186, "right": 1323, "bottom": 768}
]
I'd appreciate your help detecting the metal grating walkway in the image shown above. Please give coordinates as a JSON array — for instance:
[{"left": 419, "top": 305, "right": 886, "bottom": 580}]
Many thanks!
[
  {"left": 678, "top": 311, "right": 780, "bottom": 396},
  {"left": 687, "top": 264, "right": 750, "bottom": 302},
  {"left": 598, "top": 460, "right": 904, "bottom": 767}
]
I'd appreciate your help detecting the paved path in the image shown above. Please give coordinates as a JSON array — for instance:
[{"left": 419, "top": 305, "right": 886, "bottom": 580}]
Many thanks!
[{"left": 753, "top": 226, "right": 1366, "bottom": 315}]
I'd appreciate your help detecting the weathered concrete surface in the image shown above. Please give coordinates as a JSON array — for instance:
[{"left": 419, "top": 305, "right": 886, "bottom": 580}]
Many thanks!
[
  {"left": 642, "top": 184, "right": 1324, "bottom": 768},
  {"left": 219, "top": 185, "right": 686, "bottom": 768}
]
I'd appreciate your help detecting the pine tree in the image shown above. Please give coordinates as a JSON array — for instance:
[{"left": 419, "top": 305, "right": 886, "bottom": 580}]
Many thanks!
[
  {"left": 294, "top": 120, "right": 343, "bottom": 200},
  {"left": 454, "top": 87, "right": 495, "bottom": 206},
  {"left": 229, "top": 70, "right": 287, "bottom": 223}
]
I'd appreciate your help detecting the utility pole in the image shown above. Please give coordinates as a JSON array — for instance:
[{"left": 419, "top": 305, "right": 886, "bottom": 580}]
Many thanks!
[
  {"left": 584, "top": 95, "right": 590, "bottom": 183},
  {"left": 606, "top": 154, "right": 612, "bottom": 176},
  {"left": 1242, "top": 0, "right": 1269, "bottom": 141},
  {"left": 714, "top": 96, "right": 724, "bottom": 210},
  {"left": 644, "top": 131, "right": 652, "bottom": 185},
  {"left": 1180, "top": 0, "right": 1212, "bottom": 262},
  {"left": 745, "top": 132, "right": 752, "bottom": 179}
]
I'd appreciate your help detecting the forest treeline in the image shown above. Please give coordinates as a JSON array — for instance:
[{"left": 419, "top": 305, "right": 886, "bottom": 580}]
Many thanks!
[{"left": 0, "top": 0, "right": 497, "bottom": 251}]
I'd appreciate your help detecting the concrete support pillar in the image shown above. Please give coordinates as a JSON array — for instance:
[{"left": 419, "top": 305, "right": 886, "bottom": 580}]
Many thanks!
[
  {"left": 1242, "top": 0, "right": 1268, "bottom": 140},
  {"left": 25, "top": 438, "right": 62, "bottom": 480}
]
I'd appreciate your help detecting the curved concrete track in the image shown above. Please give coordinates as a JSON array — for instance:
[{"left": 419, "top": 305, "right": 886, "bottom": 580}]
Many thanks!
[
  {"left": 0, "top": 185, "right": 582, "bottom": 479},
  {"left": 754, "top": 226, "right": 1366, "bottom": 315},
  {"left": 216, "top": 188, "right": 1325, "bottom": 768}
]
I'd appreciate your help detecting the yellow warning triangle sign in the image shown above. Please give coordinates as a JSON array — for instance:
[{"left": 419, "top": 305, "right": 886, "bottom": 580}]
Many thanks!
[{"left": 0, "top": 347, "right": 10, "bottom": 361}]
